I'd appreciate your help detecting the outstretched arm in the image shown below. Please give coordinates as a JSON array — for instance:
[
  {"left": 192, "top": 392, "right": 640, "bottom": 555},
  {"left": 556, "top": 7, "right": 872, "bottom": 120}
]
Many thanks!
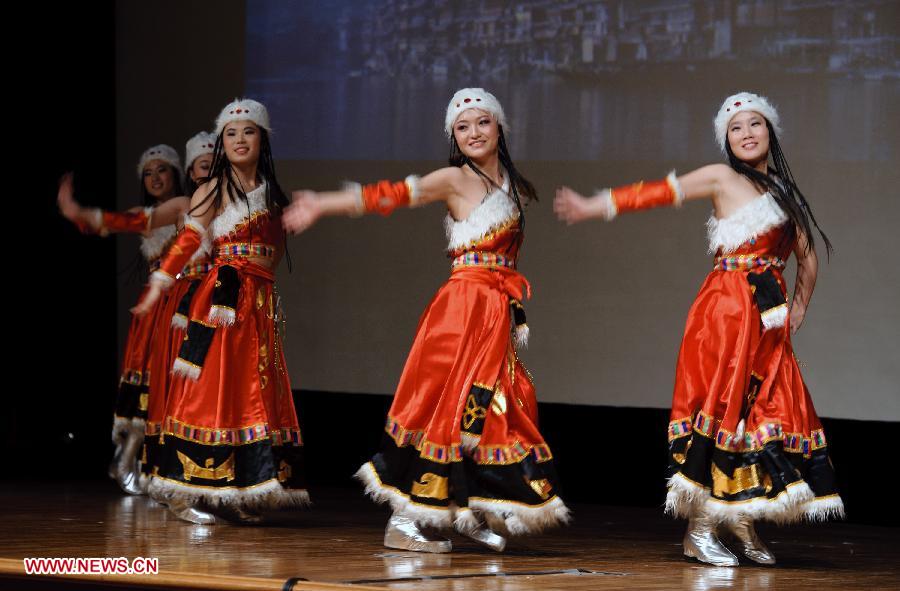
[
  {"left": 554, "top": 164, "right": 730, "bottom": 224},
  {"left": 58, "top": 172, "right": 190, "bottom": 234},
  {"left": 283, "top": 167, "right": 463, "bottom": 234}
]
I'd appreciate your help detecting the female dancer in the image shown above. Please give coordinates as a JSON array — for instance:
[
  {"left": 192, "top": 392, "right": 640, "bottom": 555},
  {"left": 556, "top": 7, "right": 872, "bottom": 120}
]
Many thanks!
[
  {"left": 284, "top": 88, "right": 570, "bottom": 552},
  {"left": 58, "top": 145, "right": 187, "bottom": 495},
  {"left": 134, "top": 99, "right": 307, "bottom": 525},
  {"left": 140, "top": 131, "right": 217, "bottom": 489},
  {"left": 554, "top": 92, "right": 843, "bottom": 566}
]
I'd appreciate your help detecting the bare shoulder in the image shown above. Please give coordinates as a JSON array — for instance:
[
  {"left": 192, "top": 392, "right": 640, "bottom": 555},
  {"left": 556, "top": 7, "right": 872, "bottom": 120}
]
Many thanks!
[
  {"left": 424, "top": 166, "right": 467, "bottom": 186},
  {"left": 417, "top": 166, "right": 467, "bottom": 202},
  {"left": 695, "top": 163, "right": 736, "bottom": 182}
]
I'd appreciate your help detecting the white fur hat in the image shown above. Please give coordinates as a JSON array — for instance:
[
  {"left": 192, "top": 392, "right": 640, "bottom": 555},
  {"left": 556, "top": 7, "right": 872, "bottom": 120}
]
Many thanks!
[
  {"left": 714, "top": 92, "right": 781, "bottom": 154},
  {"left": 215, "top": 98, "right": 271, "bottom": 134},
  {"left": 444, "top": 88, "right": 508, "bottom": 137},
  {"left": 185, "top": 131, "right": 216, "bottom": 170},
  {"left": 136, "top": 144, "right": 182, "bottom": 180}
]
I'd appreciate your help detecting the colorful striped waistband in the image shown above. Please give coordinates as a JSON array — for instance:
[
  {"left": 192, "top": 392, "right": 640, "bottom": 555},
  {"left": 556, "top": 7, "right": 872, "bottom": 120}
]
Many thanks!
[
  {"left": 180, "top": 262, "right": 214, "bottom": 279},
  {"left": 713, "top": 254, "right": 785, "bottom": 272},
  {"left": 216, "top": 243, "right": 276, "bottom": 260},
  {"left": 451, "top": 251, "right": 517, "bottom": 270}
]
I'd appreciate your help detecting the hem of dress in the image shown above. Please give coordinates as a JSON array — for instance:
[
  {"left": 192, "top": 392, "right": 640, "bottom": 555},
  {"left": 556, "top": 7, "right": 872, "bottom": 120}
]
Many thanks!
[
  {"left": 665, "top": 471, "right": 843, "bottom": 524},
  {"left": 147, "top": 475, "right": 310, "bottom": 511},
  {"left": 355, "top": 461, "right": 570, "bottom": 535}
]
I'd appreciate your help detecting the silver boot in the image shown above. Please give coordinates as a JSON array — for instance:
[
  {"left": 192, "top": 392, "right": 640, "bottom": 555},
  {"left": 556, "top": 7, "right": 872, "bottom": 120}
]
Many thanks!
[
  {"left": 460, "top": 520, "right": 506, "bottom": 552},
  {"left": 725, "top": 516, "right": 776, "bottom": 565},
  {"left": 167, "top": 498, "right": 218, "bottom": 525},
  {"left": 115, "top": 431, "right": 145, "bottom": 496},
  {"left": 384, "top": 513, "right": 452, "bottom": 553},
  {"left": 683, "top": 510, "right": 739, "bottom": 567}
]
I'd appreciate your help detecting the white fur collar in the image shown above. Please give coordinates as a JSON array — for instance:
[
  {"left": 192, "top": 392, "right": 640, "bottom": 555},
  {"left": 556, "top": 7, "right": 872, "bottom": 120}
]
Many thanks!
[
  {"left": 210, "top": 182, "right": 268, "bottom": 240},
  {"left": 140, "top": 224, "right": 176, "bottom": 261},
  {"left": 445, "top": 182, "right": 518, "bottom": 252},
  {"left": 707, "top": 193, "right": 787, "bottom": 254}
]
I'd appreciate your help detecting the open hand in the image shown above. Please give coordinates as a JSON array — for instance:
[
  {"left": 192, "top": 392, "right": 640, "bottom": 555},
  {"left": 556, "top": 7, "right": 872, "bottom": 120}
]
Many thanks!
[
  {"left": 131, "top": 282, "right": 163, "bottom": 316},
  {"left": 283, "top": 191, "right": 323, "bottom": 234},
  {"left": 554, "top": 186, "right": 610, "bottom": 224}
]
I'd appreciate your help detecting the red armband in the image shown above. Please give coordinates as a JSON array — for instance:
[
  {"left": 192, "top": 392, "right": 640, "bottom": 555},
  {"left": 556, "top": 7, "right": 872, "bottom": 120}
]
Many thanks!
[
  {"left": 151, "top": 221, "right": 204, "bottom": 288},
  {"left": 607, "top": 171, "right": 683, "bottom": 219},
  {"left": 362, "top": 177, "right": 416, "bottom": 216},
  {"left": 100, "top": 208, "right": 151, "bottom": 235}
]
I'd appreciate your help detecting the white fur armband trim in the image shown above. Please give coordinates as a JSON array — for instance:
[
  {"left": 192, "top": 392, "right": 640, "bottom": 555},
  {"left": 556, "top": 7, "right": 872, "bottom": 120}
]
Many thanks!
[
  {"left": 667, "top": 171, "right": 685, "bottom": 207},
  {"left": 406, "top": 175, "right": 421, "bottom": 207},
  {"left": 150, "top": 270, "right": 175, "bottom": 290},
  {"left": 340, "top": 181, "right": 364, "bottom": 217},
  {"left": 597, "top": 189, "right": 616, "bottom": 221},
  {"left": 183, "top": 214, "right": 205, "bottom": 235},
  {"left": 88, "top": 208, "right": 103, "bottom": 232}
]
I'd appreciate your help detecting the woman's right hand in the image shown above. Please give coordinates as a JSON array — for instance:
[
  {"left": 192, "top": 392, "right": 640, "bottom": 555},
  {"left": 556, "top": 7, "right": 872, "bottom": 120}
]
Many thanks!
[
  {"left": 283, "top": 191, "right": 323, "bottom": 234},
  {"left": 57, "top": 172, "right": 101, "bottom": 232},
  {"left": 554, "top": 186, "right": 612, "bottom": 224},
  {"left": 57, "top": 172, "right": 82, "bottom": 222}
]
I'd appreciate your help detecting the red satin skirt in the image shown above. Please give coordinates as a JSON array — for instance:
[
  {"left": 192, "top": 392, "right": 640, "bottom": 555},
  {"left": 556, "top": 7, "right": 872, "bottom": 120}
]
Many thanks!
[
  {"left": 359, "top": 266, "right": 569, "bottom": 535},
  {"left": 141, "top": 277, "right": 197, "bottom": 478},
  {"left": 666, "top": 267, "right": 842, "bottom": 523},
  {"left": 148, "top": 261, "right": 307, "bottom": 509},
  {"left": 113, "top": 283, "right": 168, "bottom": 425}
]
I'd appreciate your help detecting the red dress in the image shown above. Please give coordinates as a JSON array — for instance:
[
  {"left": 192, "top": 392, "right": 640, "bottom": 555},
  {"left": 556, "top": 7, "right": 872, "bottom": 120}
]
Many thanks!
[
  {"left": 357, "top": 184, "right": 570, "bottom": 535},
  {"left": 112, "top": 220, "right": 176, "bottom": 439},
  {"left": 148, "top": 184, "right": 307, "bottom": 510},
  {"left": 666, "top": 193, "right": 843, "bottom": 523},
  {"left": 140, "top": 231, "right": 213, "bottom": 487}
]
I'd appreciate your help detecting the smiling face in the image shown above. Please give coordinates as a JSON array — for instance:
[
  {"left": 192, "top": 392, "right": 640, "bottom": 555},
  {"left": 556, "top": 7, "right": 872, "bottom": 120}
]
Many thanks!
[
  {"left": 452, "top": 108, "right": 500, "bottom": 161},
  {"left": 222, "top": 120, "right": 261, "bottom": 166},
  {"left": 188, "top": 153, "right": 213, "bottom": 182},
  {"left": 141, "top": 160, "right": 176, "bottom": 200},
  {"left": 727, "top": 110, "right": 770, "bottom": 167}
]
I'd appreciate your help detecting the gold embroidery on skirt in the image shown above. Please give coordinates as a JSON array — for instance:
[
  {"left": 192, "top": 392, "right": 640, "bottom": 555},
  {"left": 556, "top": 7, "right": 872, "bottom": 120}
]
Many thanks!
[
  {"left": 527, "top": 478, "right": 552, "bottom": 500},
  {"left": 711, "top": 462, "right": 773, "bottom": 496},
  {"left": 411, "top": 473, "right": 449, "bottom": 500},
  {"left": 491, "top": 389, "right": 507, "bottom": 416},
  {"left": 461, "top": 394, "right": 487, "bottom": 431},
  {"left": 178, "top": 452, "right": 236, "bottom": 482}
]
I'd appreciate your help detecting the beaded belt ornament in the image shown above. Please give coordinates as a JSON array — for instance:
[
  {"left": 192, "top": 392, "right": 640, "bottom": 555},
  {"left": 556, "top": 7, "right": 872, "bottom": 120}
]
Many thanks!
[
  {"left": 451, "top": 251, "right": 516, "bottom": 270},
  {"left": 714, "top": 254, "right": 785, "bottom": 271},
  {"left": 216, "top": 243, "right": 276, "bottom": 260}
]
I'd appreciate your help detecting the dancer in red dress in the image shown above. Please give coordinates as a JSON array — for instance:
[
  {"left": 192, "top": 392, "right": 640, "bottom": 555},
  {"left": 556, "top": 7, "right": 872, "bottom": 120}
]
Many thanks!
[
  {"left": 135, "top": 100, "right": 307, "bottom": 525},
  {"left": 58, "top": 145, "right": 187, "bottom": 495},
  {"left": 284, "top": 88, "right": 570, "bottom": 553},
  {"left": 555, "top": 92, "right": 842, "bottom": 566},
  {"left": 140, "top": 132, "right": 217, "bottom": 490}
]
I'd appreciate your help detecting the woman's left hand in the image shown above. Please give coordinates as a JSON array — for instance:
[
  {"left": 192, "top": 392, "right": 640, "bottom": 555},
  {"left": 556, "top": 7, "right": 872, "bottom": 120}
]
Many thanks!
[
  {"left": 789, "top": 302, "right": 806, "bottom": 335},
  {"left": 131, "top": 282, "right": 163, "bottom": 316}
]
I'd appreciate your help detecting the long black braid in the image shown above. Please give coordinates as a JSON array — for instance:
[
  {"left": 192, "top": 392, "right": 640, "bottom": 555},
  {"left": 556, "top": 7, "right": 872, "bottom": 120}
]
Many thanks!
[{"left": 725, "top": 120, "right": 832, "bottom": 257}]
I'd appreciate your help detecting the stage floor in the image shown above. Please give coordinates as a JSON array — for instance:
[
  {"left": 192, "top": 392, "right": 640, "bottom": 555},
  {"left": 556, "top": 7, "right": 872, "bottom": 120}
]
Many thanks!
[{"left": 1, "top": 482, "right": 897, "bottom": 590}]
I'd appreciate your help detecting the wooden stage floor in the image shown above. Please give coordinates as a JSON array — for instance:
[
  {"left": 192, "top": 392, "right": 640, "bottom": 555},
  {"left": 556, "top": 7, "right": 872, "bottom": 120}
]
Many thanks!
[{"left": 1, "top": 482, "right": 897, "bottom": 590}]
